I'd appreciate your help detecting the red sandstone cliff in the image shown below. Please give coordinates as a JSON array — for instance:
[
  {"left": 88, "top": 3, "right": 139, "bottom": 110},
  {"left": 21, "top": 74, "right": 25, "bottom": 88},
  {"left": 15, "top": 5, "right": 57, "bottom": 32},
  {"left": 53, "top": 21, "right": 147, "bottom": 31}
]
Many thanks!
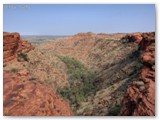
[
  {"left": 3, "top": 32, "right": 34, "bottom": 63},
  {"left": 120, "top": 32, "right": 155, "bottom": 116}
]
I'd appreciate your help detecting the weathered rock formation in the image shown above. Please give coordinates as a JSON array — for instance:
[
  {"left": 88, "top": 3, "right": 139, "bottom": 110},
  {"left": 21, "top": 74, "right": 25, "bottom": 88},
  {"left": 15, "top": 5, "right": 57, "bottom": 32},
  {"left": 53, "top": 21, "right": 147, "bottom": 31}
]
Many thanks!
[
  {"left": 3, "top": 32, "right": 34, "bottom": 63},
  {"left": 3, "top": 70, "right": 72, "bottom": 116},
  {"left": 122, "top": 32, "right": 143, "bottom": 44},
  {"left": 120, "top": 32, "right": 155, "bottom": 116}
]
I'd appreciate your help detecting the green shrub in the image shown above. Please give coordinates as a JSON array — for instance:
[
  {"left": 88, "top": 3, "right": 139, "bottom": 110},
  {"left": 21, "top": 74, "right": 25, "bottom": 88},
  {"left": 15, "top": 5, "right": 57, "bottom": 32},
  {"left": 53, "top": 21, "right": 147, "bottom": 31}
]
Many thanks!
[
  {"left": 135, "top": 44, "right": 139, "bottom": 50},
  {"left": 29, "top": 77, "right": 36, "bottom": 81},
  {"left": 108, "top": 105, "right": 121, "bottom": 116},
  {"left": 58, "top": 56, "right": 95, "bottom": 111},
  {"left": 3, "top": 64, "right": 7, "bottom": 67},
  {"left": 17, "top": 51, "right": 29, "bottom": 62},
  {"left": 11, "top": 68, "right": 18, "bottom": 73}
]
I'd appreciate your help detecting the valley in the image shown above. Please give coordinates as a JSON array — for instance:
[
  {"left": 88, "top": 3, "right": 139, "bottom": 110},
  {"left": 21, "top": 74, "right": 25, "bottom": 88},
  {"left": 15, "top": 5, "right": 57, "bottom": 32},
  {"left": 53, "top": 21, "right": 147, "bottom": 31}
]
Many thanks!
[{"left": 3, "top": 32, "right": 155, "bottom": 116}]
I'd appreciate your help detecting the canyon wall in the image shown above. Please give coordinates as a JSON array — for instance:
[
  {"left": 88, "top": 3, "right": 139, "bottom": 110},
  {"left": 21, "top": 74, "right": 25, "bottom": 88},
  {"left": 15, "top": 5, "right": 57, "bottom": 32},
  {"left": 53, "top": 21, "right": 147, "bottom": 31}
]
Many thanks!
[
  {"left": 3, "top": 32, "right": 34, "bottom": 62},
  {"left": 120, "top": 32, "right": 155, "bottom": 116}
]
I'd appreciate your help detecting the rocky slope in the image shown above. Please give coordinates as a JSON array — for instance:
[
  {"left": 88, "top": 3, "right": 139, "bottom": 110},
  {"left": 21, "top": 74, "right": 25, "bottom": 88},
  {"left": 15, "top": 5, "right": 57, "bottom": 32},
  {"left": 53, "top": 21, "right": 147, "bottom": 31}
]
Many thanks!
[
  {"left": 120, "top": 32, "right": 155, "bottom": 116},
  {"left": 3, "top": 32, "right": 72, "bottom": 116},
  {"left": 3, "top": 70, "right": 72, "bottom": 116},
  {"left": 3, "top": 32, "right": 34, "bottom": 63}
]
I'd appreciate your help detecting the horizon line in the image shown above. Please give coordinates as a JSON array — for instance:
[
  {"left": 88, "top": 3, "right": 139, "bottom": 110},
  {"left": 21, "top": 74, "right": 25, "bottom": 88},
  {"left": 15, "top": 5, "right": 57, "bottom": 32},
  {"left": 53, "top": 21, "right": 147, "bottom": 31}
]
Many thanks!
[{"left": 4, "top": 31, "right": 156, "bottom": 36}]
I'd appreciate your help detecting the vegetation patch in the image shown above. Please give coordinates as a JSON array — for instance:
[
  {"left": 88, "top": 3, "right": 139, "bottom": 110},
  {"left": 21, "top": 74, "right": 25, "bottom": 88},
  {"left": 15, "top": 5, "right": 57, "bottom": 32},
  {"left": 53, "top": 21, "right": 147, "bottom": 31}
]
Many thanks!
[
  {"left": 3, "top": 64, "right": 7, "bottom": 67},
  {"left": 108, "top": 105, "right": 121, "bottom": 116},
  {"left": 29, "top": 77, "right": 36, "bottom": 81},
  {"left": 58, "top": 56, "right": 96, "bottom": 112},
  {"left": 17, "top": 51, "right": 29, "bottom": 62},
  {"left": 11, "top": 68, "right": 18, "bottom": 73}
]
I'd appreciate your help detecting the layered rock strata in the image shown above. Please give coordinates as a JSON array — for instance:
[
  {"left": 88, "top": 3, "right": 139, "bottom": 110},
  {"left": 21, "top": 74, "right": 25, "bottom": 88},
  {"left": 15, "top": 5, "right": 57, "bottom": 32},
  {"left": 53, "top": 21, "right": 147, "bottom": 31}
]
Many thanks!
[
  {"left": 3, "top": 32, "right": 34, "bottom": 63},
  {"left": 120, "top": 32, "right": 155, "bottom": 116}
]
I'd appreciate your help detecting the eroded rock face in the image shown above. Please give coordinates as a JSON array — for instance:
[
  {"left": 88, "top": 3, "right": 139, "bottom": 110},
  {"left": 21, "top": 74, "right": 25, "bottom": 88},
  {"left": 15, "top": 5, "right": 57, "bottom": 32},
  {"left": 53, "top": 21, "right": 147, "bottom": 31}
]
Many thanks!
[
  {"left": 120, "top": 32, "right": 155, "bottom": 116},
  {"left": 3, "top": 70, "right": 72, "bottom": 116},
  {"left": 3, "top": 32, "right": 34, "bottom": 63}
]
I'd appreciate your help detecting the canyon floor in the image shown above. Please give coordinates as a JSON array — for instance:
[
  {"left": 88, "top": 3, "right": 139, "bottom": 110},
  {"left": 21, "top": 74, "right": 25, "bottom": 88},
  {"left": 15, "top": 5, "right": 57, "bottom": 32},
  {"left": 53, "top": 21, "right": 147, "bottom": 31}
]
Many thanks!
[{"left": 3, "top": 32, "right": 155, "bottom": 116}]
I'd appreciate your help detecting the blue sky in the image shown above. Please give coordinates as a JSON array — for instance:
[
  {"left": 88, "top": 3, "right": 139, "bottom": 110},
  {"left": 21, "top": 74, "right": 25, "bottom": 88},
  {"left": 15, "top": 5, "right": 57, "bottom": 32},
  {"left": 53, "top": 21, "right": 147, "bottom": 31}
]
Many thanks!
[{"left": 3, "top": 4, "right": 155, "bottom": 35}]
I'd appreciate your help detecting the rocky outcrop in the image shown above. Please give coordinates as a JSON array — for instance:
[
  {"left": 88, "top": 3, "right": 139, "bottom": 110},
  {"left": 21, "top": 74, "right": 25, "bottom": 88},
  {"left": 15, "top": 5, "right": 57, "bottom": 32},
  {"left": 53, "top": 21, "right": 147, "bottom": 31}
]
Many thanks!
[
  {"left": 3, "top": 32, "right": 20, "bottom": 62},
  {"left": 3, "top": 32, "right": 34, "bottom": 63},
  {"left": 122, "top": 32, "right": 143, "bottom": 44},
  {"left": 120, "top": 32, "right": 155, "bottom": 116},
  {"left": 16, "top": 40, "right": 34, "bottom": 54},
  {"left": 3, "top": 70, "right": 72, "bottom": 116}
]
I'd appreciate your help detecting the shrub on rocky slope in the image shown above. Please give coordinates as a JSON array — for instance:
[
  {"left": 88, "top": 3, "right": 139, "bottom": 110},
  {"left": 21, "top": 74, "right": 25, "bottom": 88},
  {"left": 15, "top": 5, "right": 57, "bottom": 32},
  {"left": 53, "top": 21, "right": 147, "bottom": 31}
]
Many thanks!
[{"left": 58, "top": 56, "right": 95, "bottom": 114}]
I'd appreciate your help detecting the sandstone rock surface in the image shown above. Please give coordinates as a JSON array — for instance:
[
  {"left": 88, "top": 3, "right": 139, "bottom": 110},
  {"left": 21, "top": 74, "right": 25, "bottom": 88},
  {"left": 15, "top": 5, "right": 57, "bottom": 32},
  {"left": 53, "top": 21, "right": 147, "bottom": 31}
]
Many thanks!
[
  {"left": 3, "top": 32, "right": 34, "bottom": 63},
  {"left": 3, "top": 70, "right": 72, "bottom": 116},
  {"left": 120, "top": 32, "right": 155, "bottom": 116}
]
